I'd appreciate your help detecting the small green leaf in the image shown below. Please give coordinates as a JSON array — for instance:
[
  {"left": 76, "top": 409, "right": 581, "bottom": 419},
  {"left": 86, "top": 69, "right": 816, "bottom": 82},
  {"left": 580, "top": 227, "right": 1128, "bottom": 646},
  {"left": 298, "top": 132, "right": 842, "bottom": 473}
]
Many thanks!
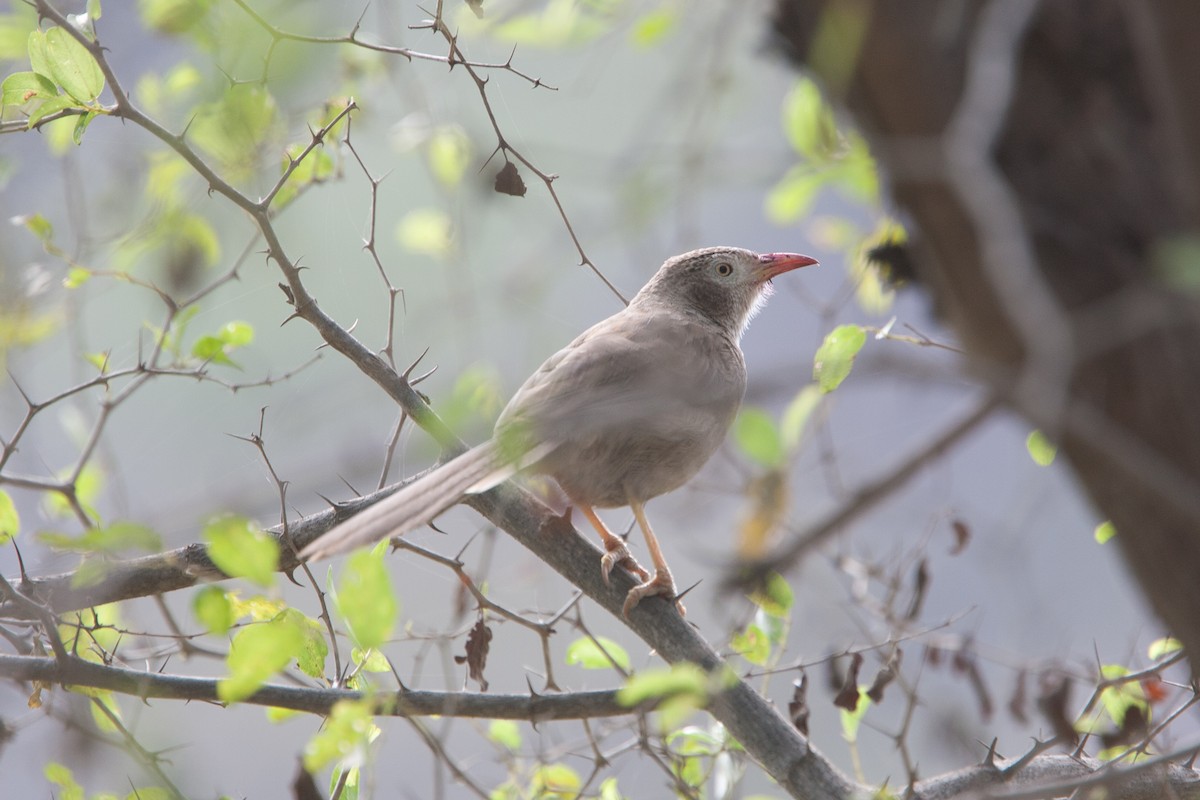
[
  {"left": 282, "top": 608, "right": 328, "bottom": 678},
  {"left": 733, "top": 407, "right": 785, "bottom": 468},
  {"left": 617, "top": 663, "right": 708, "bottom": 707},
  {"left": 28, "top": 29, "right": 52, "bottom": 81},
  {"left": 813, "top": 324, "right": 866, "bottom": 392},
  {"left": 204, "top": 515, "right": 279, "bottom": 587},
  {"left": 1094, "top": 520, "right": 1116, "bottom": 544},
  {"left": 565, "top": 636, "right": 630, "bottom": 671},
  {"left": 1026, "top": 429, "right": 1057, "bottom": 467},
  {"left": 748, "top": 572, "right": 794, "bottom": 617},
  {"left": 781, "top": 384, "right": 821, "bottom": 451},
  {"left": 0, "top": 489, "right": 18, "bottom": 545},
  {"left": 426, "top": 126, "right": 470, "bottom": 188},
  {"left": 193, "top": 585, "right": 234, "bottom": 635},
  {"left": 488, "top": 719, "right": 522, "bottom": 752},
  {"left": 64, "top": 266, "right": 91, "bottom": 287},
  {"left": 1148, "top": 637, "right": 1183, "bottom": 660},
  {"left": 531, "top": 763, "right": 582, "bottom": 797},
  {"left": 351, "top": 647, "right": 390, "bottom": 673},
  {"left": 13, "top": 212, "right": 54, "bottom": 242},
  {"left": 334, "top": 542, "right": 397, "bottom": 650},
  {"left": 782, "top": 78, "right": 838, "bottom": 160},
  {"left": 630, "top": 8, "right": 676, "bottom": 47},
  {"left": 765, "top": 165, "right": 822, "bottom": 224},
  {"left": 45, "top": 26, "right": 104, "bottom": 103},
  {"left": 1098, "top": 664, "right": 1149, "bottom": 727},
  {"left": 218, "top": 614, "right": 306, "bottom": 702},
  {"left": 396, "top": 208, "right": 453, "bottom": 258},
  {"left": 71, "top": 108, "right": 97, "bottom": 144},
  {"left": 731, "top": 624, "right": 770, "bottom": 666},
  {"left": 44, "top": 761, "right": 84, "bottom": 800},
  {"left": 1, "top": 70, "right": 58, "bottom": 113},
  {"left": 303, "top": 698, "right": 378, "bottom": 772}
]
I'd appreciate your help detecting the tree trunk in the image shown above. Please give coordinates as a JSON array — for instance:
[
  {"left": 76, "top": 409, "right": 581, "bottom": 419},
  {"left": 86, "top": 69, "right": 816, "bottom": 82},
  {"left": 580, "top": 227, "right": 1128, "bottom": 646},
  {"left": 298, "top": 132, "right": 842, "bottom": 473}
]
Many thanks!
[{"left": 772, "top": 0, "right": 1200, "bottom": 664}]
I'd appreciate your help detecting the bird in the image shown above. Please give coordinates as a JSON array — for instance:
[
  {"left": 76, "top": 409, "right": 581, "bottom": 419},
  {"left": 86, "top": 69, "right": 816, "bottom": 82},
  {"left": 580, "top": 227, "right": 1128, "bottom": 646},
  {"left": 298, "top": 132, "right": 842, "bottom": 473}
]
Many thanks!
[{"left": 301, "top": 247, "right": 818, "bottom": 615}]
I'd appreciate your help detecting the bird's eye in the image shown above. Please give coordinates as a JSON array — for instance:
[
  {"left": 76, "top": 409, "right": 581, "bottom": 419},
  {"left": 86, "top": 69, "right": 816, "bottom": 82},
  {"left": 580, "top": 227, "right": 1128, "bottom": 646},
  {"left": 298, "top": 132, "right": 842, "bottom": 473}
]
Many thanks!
[{"left": 715, "top": 262, "right": 733, "bottom": 276}]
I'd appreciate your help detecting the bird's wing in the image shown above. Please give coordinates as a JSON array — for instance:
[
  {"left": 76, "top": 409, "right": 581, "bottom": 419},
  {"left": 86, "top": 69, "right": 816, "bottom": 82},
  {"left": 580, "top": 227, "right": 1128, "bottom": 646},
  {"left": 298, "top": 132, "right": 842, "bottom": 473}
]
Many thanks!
[{"left": 496, "top": 309, "right": 746, "bottom": 445}]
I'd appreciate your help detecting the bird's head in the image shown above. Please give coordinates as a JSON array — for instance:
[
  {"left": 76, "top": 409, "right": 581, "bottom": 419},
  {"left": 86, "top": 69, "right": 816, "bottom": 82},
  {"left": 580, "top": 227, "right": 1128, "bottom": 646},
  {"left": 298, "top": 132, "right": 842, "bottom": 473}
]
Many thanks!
[{"left": 634, "top": 247, "right": 818, "bottom": 336}]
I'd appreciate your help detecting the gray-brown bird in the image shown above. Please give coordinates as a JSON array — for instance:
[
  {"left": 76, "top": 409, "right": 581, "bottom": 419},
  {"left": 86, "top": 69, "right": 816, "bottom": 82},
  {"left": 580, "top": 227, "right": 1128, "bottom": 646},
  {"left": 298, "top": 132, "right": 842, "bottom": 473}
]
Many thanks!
[{"left": 301, "top": 247, "right": 817, "bottom": 615}]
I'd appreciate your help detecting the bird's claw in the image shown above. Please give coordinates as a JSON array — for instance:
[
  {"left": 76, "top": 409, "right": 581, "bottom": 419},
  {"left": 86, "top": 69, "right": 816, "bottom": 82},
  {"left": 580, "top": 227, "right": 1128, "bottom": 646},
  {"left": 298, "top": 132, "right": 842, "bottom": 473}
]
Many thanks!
[
  {"left": 622, "top": 569, "right": 686, "bottom": 617},
  {"left": 600, "top": 540, "right": 650, "bottom": 586}
]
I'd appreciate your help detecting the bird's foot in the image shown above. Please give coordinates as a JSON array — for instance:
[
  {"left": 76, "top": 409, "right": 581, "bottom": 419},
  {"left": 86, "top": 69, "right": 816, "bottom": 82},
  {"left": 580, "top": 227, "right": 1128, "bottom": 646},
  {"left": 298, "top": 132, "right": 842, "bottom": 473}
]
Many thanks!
[
  {"left": 600, "top": 540, "right": 651, "bottom": 585},
  {"left": 622, "top": 569, "right": 686, "bottom": 617}
]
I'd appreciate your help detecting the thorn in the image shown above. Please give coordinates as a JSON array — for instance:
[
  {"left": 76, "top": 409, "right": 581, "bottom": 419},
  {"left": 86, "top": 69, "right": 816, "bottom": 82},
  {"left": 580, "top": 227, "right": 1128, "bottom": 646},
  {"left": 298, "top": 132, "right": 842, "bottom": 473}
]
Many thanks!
[
  {"left": 282, "top": 567, "right": 303, "bottom": 587},
  {"left": 674, "top": 579, "right": 702, "bottom": 603}
]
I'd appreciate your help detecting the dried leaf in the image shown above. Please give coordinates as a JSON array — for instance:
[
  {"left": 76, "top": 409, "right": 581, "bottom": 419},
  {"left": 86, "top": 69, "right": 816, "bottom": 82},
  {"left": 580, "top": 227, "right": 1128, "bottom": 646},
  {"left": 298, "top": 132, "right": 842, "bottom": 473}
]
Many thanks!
[
  {"left": 455, "top": 618, "right": 493, "bottom": 691},
  {"left": 788, "top": 673, "right": 810, "bottom": 736},
  {"left": 905, "top": 558, "right": 929, "bottom": 620},
  {"left": 1036, "top": 673, "right": 1078, "bottom": 745},
  {"left": 494, "top": 160, "right": 526, "bottom": 197},
  {"left": 833, "top": 652, "right": 864, "bottom": 711},
  {"left": 949, "top": 518, "right": 970, "bottom": 555},
  {"left": 866, "top": 649, "right": 902, "bottom": 704}
]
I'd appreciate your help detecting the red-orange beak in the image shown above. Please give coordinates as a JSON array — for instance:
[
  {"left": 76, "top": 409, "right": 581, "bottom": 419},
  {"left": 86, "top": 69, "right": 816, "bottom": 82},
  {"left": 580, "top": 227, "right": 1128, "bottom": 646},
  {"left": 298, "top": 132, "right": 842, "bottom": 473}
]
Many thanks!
[{"left": 754, "top": 252, "right": 819, "bottom": 282}]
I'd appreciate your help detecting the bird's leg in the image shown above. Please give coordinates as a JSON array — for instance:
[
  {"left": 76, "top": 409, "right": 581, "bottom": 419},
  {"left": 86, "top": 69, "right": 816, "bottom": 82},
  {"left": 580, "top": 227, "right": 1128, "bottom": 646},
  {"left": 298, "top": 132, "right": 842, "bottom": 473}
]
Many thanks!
[
  {"left": 624, "top": 501, "right": 685, "bottom": 617},
  {"left": 577, "top": 504, "right": 651, "bottom": 585}
]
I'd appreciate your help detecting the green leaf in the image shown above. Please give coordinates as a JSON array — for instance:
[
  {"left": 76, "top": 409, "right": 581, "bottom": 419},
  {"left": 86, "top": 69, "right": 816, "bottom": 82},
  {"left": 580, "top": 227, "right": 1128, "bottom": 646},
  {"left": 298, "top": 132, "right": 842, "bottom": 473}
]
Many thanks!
[
  {"left": 0, "top": 489, "right": 18, "bottom": 545},
  {"left": 1148, "top": 637, "right": 1183, "bottom": 660},
  {"left": 203, "top": 515, "right": 279, "bottom": 587},
  {"left": 218, "top": 614, "right": 306, "bottom": 702},
  {"left": 139, "top": 0, "right": 214, "bottom": 35},
  {"left": 1026, "top": 429, "right": 1057, "bottom": 467},
  {"left": 279, "top": 608, "right": 328, "bottom": 678},
  {"left": 488, "top": 719, "right": 522, "bottom": 752},
  {"left": 1, "top": 70, "right": 58, "bottom": 114},
  {"left": 733, "top": 407, "right": 785, "bottom": 467},
  {"left": 565, "top": 636, "right": 630, "bottom": 671},
  {"left": 813, "top": 324, "right": 866, "bottom": 392},
  {"left": 351, "top": 647, "right": 390, "bottom": 673},
  {"left": 396, "top": 208, "right": 453, "bottom": 258},
  {"left": 630, "top": 8, "right": 677, "bottom": 47},
  {"left": 748, "top": 572, "right": 794, "bottom": 617},
  {"left": 191, "top": 322, "right": 252, "bottom": 368},
  {"left": 782, "top": 78, "right": 838, "bottom": 160},
  {"left": 43, "top": 463, "right": 103, "bottom": 520},
  {"left": 45, "top": 27, "right": 104, "bottom": 103},
  {"left": 1094, "top": 520, "right": 1116, "bottom": 544},
  {"left": 303, "top": 698, "right": 378, "bottom": 772},
  {"left": 426, "top": 126, "right": 470, "bottom": 188},
  {"left": 71, "top": 108, "right": 97, "bottom": 144},
  {"left": 765, "top": 165, "right": 822, "bottom": 224},
  {"left": 781, "top": 384, "right": 821, "bottom": 451},
  {"left": 28, "top": 29, "right": 51, "bottom": 81},
  {"left": 193, "top": 585, "right": 234, "bottom": 635},
  {"left": 44, "top": 761, "right": 84, "bottom": 800},
  {"left": 334, "top": 543, "right": 397, "bottom": 650},
  {"left": 617, "top": 663, "right": 708, "bottom": 707},
  {"left": 531, "top": 763, "right": 582, "bottom": 797},
  {"left": 13, "top": 212, "right": 53, "bottom": 243},
  {"left": 1098, "top": 664, "right": 1149, "bottom": 727},
  {"left": 64, "top": 266, "right": 91, "bottom": 288},
  {"left": 731, "top": 624, "right": 770, "bottom": 666}
]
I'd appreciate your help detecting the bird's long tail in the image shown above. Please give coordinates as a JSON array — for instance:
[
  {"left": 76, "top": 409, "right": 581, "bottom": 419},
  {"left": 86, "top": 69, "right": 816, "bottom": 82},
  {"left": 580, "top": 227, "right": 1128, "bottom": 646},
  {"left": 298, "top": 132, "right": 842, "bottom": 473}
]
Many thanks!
[{"left": 300, "top": 439, "right": 551, "bottom": 561}]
